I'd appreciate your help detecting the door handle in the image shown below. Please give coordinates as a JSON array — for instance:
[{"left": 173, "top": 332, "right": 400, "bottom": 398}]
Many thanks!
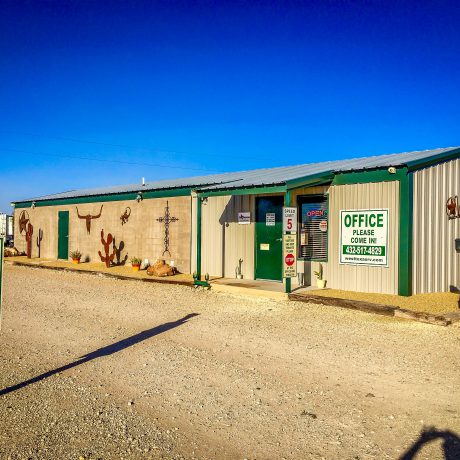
[{"left": 276, "top": 238, "right": 282, "bottom": 241}]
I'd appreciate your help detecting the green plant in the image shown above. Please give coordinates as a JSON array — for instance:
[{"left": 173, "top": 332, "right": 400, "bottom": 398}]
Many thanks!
[
  {"left": 314, "top": 263, "right": 323, "bottom": 280},
  {"left": 70, "top": 250, "right": 82, "bottom": 260},
  {"left": 130, "top": 257, "right": 142, "bottom": 265}
]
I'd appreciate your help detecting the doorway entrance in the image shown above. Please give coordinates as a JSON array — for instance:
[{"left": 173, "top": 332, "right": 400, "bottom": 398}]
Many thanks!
[
  {"left": 255, "top": 196, "right": 283, "bottom": 281},
  {"left": 57, "top": 211, "right": 69, "bottom": 260}
]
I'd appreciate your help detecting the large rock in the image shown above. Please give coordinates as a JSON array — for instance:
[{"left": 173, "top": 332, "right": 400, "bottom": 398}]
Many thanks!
[{"left": 147, "top": 259, "right": 176, "bottom": 277}]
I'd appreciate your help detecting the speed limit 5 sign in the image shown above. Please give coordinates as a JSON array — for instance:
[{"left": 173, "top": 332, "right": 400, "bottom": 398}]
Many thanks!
[{"left": 283, "top": 207, "right": 297, "bottom": 233}]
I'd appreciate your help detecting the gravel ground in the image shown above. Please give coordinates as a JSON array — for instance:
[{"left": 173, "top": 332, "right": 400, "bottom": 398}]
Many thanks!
[
  {"left": 1, "top": 264, "right": 460, "bottom": 459},
  {"left": 307, "top": 288, "right": 460, "bottom": 315}
]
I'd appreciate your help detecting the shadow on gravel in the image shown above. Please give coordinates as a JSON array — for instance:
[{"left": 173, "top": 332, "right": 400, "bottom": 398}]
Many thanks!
[
  {"left": 399, "top": 427, "right": 460, "bottom": 459},
  {"left": 0, "top": 313, "right": 199, "bottom": 397}
]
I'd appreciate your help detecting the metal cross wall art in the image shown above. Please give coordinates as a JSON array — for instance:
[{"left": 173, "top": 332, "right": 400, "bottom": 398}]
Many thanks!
[{"left": 156, "top": 201, "right": 179, "bottom": 256}]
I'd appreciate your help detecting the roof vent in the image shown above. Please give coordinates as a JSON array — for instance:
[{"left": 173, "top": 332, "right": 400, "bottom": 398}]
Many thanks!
[{"left": 142, "top": 177, "right": 146, "bottom": 186}]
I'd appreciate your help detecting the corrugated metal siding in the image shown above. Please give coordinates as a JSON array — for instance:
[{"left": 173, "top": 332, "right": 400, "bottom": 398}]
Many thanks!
[
  {"left": 200, "top": 195, "right": 255, "bottom": 279},
  {"left": 413, "top": 159, "right": 460, "bottom": 293},
  {"left": 328, "top": 182, "right": 399, "bottom": 294}
]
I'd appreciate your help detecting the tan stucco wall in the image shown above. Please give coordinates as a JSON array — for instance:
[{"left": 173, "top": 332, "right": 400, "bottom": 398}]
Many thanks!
[{"left": 14, "top": 196, "right": 192, "bottom": 273}]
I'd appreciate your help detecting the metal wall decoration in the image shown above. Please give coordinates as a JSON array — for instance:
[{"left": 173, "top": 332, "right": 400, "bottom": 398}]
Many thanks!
[
  {"left": 112, "top": 238, "right": 128, "bottom": 266},
  {"left": 446, "top": 196, "right": 460, "bottom": 219},
  {"left": 120, "top": 207, "right": 131, "bottom": 225},
  {"left": 76, "top": 205, "right": 103, "bottom": 234},
  {"left": 36, "top": 228, "right": 43, "bottom": 258},
  {"left": 156, "top": 201, "right": 179, "bottom": 256},
  {"left": 25, "top": 223, "right": 34, "bottom": 258},
  {"left": 98, "top": 229, "right": 116, "bottom": 267},
  {"left": 19, "top": 210, "right": 30, "bottom": 234}
]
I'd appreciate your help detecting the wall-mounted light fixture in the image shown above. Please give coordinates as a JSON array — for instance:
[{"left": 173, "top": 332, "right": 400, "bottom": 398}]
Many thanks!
[
  {"left": 31, "top": 201, "right": 36, "bottom": 209},
  {"left": 388, "top": 167, "right": 396, "bottom": 174},
  {"left": 136, "top": 192, "right": 143, "bottom": 203},
  {"left": 201, "top": 197, "right": 208, "bottom": 205}
]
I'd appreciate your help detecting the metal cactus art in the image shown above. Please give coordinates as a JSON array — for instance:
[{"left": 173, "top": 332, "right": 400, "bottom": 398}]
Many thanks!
[
  {"left": 156, "top": 201, "right": 179, "bottom": 256},
  {"left": 98, "top": 229, "right": 116, "bottom": 267},
  {"left": 120, "top": 207, "right": 131, "bottom": 225},
  {"left": 36, "top": 228, "right": 43, "bottom": 258},
  {"left": 25, "top": 222, "right": 34, "bottom": 258},
  {"left": 19, "top": 210, "right": 30, "bottom": 234},
  {"left": 112, "top": 237, "right": 128, "bottom": 266},
  {"left": 76, "top": 205, "right": 103, "bottom": 234}
]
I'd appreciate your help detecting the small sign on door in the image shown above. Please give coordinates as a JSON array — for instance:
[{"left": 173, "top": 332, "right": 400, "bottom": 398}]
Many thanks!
[{"left": 266, "top": 213, "right": 275, "bottom": 226}]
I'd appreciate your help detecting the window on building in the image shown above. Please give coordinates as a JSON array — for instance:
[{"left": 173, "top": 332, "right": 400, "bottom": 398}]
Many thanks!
[{"left": 298, "top": 196, "right": 328, "bottom": 261}]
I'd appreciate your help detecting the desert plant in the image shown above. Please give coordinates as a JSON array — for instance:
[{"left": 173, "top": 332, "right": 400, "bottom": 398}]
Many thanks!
[
  {"left": 130, "top": 257, "right": 142, "bottom": 266},
  {"left": 69, "top": 250, "right": 82, "bottom": 260},
  {"left": 314, "top": 263, "right": 323, "bottom": 280}
]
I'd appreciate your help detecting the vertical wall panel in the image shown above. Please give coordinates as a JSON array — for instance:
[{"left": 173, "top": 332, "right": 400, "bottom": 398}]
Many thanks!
[
  {"left": 328, "top": 181, "right": 399, "bottom": 294},
  {"left": 413, "top": 159, "right": 460, "bottom": 293},
  {"left": 200, "top": 195, "right": 255, "bottom": 279}
]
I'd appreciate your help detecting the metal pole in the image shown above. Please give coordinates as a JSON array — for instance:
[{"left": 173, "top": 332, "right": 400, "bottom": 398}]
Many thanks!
[
  {"left": 285, "top": 191, "right": 292, "bottom": 294},
  {"left": 196, "top": 195, "right": 202, "bottom": 280},
  {"left": 0, "top": 236, "right": 4, "bottom": 331}
]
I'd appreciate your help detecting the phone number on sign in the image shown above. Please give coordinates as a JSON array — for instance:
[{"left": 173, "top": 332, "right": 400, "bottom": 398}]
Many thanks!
[{"left": 342, "top": 245, "right": 386, "bottom": 256}]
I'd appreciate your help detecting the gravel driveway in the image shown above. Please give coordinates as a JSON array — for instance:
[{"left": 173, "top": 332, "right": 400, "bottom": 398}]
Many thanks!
[{"left": 1, "top": 265, "right": 459, "bottom": 459}]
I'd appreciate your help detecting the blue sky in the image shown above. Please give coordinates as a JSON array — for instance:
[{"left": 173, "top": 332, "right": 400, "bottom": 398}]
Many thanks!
[{"left": 1, "top": 0, "right": 459, "bottom": 213}]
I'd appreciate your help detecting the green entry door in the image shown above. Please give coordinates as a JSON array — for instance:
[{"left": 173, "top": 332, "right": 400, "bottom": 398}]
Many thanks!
[
  {"left": 58, "top": 211, "right": 69, "bottom": 260},
  {"left": 255, "top": 196, "right": 284, "bottom": 281}
]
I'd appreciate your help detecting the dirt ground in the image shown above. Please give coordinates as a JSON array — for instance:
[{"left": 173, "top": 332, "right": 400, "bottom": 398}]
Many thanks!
[{"left": 1, "top": 265, "right": 459, "bottom": 459}]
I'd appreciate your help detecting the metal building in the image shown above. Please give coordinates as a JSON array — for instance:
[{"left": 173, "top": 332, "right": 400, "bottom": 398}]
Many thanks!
[{"left": 12, "top": 146, "right": 460, "bottom": 295}]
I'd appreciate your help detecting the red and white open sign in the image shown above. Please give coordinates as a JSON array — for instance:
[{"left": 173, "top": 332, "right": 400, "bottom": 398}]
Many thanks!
[{"left": 283, "top": 207, "right": 297, "bottom": 233}]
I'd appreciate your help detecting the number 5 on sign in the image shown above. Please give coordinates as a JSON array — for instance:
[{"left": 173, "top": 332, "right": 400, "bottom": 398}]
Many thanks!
[{"left": 283, "top": 207, "right": 297, "bottom": 233}]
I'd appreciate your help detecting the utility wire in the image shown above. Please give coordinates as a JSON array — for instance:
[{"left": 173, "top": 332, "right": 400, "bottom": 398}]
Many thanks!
[
  {"left": 0, "top": 148, "right": 222, "bottom": 173},
  {"left": 0, "top": 130, "right": 267, "bottom": 161}
]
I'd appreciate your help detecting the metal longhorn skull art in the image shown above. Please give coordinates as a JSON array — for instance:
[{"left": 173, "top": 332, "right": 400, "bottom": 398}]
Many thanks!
[
  {"left": 120, "top": 207, "right": 131, "bottom": 225},
  {"left": 156, "top": 201, "right": 179, "bottom": 256},
  {"left": 19, "top": 210, "right": 30, "bottom": 234},
  {"left": 76, "top": 205, "right": 103, "bottom": 234}
]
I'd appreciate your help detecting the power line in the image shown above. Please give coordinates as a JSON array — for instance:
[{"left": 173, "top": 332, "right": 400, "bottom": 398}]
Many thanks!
[
  {"left": 0, "top": 148, "right": 222, "bottom": 173},
  {"left": 0, "top": 130, "right": 268, "bottom": 161}
]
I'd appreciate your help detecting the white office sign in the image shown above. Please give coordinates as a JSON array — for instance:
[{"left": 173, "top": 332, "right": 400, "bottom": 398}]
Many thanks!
[
  {"left": 340, "top": 209, "right": 389, "bottom": 266},
  {"left": 238, "top": 212, "right": 251, "bottom": 224},
  {"left": 283, "top": 207, "right": 297, "bottom": 232}
]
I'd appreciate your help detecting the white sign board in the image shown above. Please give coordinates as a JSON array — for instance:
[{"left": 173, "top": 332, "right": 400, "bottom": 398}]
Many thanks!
[
  {"left": 266, "top": 213, "right": 276, "bottom": 226},
  {"left": 339, "top": 209, "right": 389, "bottom": 266},
  {"left": 283, "top": 207, "right": 297, "bottom": 233},
  {"left": 283, "top": 233, "right": 297, "bottom": 278},
  {"left": 238, "top": 212, "right": 251, "bottom": 225}
]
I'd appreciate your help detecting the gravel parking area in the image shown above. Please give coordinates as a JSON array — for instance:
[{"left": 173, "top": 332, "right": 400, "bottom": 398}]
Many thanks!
[{"left": 1, "top": 265, "right": 459, "bottom": 459}]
